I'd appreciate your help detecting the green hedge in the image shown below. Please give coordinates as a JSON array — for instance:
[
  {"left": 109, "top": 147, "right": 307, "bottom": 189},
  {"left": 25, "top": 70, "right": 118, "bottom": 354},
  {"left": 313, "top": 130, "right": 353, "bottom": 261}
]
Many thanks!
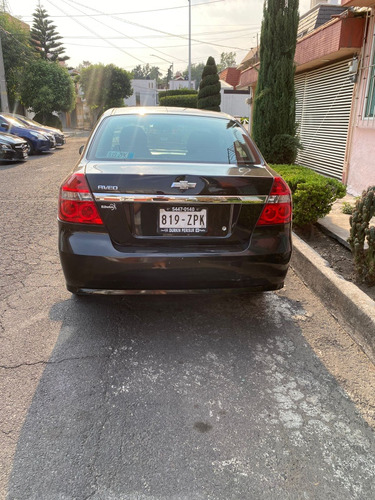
[
  {"left": 33, "top": 112, "right": 63, "bottom": 130},
  {"left": 271, "top": 164, "right": 346, "bottom": 226},
  {"left": 158, "top": 89, "right": 198, "bottom": 99},
  {"left": 159, "top": 94, "right": 198, "bottom": 108}
]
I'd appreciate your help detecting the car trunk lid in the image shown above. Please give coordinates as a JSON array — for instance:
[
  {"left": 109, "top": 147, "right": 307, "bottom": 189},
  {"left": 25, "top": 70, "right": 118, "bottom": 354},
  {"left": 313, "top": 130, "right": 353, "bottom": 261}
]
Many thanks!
[{"left": 85, "top": 161, "right": 275, "bottom": 250}]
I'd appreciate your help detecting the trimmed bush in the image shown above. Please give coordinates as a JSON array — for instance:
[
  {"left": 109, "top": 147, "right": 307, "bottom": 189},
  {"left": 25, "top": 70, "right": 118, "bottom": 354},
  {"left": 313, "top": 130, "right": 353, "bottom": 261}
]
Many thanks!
[
  {"left": 158, "top": 89, "right": 198, "bottom": 99},
  {"left": 197, "top": 56, "right": 221, "bottom": 111},
  {"left": 159, "top": 94, "right": 197, "bottom": 108},
  {"left": 271, "top": 164, "right": 346, "bottom": 227}
]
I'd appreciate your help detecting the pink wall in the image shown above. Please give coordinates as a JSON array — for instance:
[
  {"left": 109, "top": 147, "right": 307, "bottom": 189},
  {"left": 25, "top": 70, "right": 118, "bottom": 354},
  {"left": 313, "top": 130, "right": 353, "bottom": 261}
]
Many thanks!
[
  {"left": 346, "top": 127, "right": 375, "bottom": 194},
  {"left": 346, "top": 11, "right": 375, "bottom": 195}
]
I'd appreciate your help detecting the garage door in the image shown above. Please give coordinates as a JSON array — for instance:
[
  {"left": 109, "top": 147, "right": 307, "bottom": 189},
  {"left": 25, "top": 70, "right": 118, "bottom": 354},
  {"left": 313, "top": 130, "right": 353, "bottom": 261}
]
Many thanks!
[{"left": 295, "top": 60, "right": 354, "bottom": 180}]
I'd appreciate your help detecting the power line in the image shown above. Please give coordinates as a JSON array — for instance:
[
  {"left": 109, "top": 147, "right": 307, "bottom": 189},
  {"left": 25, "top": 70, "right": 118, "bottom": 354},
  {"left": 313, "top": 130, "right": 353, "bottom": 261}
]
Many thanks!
[
  {"left": 63, "top": 39, "right": 253, "bottom": 50},
  {"left": 63, "top": 30, "right": 257, "bottom": 51},
  {"left": 18, "top": 0, "right": 226, "bottom": 19},
  {"left": 61, "top": 27, "right": 256, "bottom": 40},
  {"left": 53, "top": 0, "right": 250, "bottom": 52},
  {"left": 58, "top": 0, "right": 186, "bottom": 64},
  {"left": 45, "top": 0, "right": 146, "bottom": 64},
  {"left": 61, "top": 0, "right": 188, "bottom": 64}
]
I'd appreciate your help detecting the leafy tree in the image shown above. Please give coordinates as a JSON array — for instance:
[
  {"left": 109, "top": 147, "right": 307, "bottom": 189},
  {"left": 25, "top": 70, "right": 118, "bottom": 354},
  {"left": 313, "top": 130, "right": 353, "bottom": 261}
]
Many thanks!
[
  {"left": 0, "top": 12, "right": 34, "bottom": 108},
  {"left": 20, "top": 59, "right": 75, "bottom": 120},
  {"left": 217, "top": 51, "right": 237, "bottom": 72},
  {"left": 197, "top": 57, "right": 221, "bottom": 112},
  {"left": 131, "top": 64, "right": 162, "bottom": 83},
  {"left": 182, "top": 62, "right": 205, "bottom": 89},
  {"left": 252, "top": 0, "right": 300, "bottom": 164},
  {"left": 160, "top": 64, "right": 174, "bottom": 88},
  {"left": 80, "top": 64, "right": 132, "bottom": 119},
  {"left": 30, "top": 6, "right": 68, "bottom": 61},
  {"left": 77, "top": 60, "right": 92, "bottom": 71}
]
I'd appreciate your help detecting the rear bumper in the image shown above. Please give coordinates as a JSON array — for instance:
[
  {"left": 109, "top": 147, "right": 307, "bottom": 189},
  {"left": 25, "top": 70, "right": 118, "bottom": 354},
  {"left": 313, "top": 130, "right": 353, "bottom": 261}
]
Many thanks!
[{"left": 59, "top": 223, "right": 292, "bottom": 294}]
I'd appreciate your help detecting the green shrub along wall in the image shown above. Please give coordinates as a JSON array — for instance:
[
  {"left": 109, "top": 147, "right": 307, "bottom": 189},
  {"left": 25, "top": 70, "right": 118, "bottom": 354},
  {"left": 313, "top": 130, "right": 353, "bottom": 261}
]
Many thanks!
[
  {"left": 159, "top": 94, "right": 198, "bottom": 108},
  {"left": 158, "top": 89, "right": 198, "bottom": 99},
  {"left": 33, "top": 112, "right": 63, "bottom": 130},
  {"left": 271, "top": 164, "right": 346, "bottom": 227}
]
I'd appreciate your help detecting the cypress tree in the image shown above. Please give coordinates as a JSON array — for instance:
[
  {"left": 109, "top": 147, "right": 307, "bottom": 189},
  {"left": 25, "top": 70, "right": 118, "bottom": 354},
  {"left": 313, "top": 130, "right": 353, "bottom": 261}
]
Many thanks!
[
  {"left": 197, "top": 56, "right": 221, "bottom": 111},
  {"left": 252, "top": 0, "right": 299, "bottom": 164},
  {"left": 31, "top": 6, "right": 69, "bottom": 62}
]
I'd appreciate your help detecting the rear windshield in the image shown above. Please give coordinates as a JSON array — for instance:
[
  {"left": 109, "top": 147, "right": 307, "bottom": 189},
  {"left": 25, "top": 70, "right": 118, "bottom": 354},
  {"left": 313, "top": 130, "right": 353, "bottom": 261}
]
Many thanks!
[{"left": 87, "top": 113, "right": 262, "bottom": 165}]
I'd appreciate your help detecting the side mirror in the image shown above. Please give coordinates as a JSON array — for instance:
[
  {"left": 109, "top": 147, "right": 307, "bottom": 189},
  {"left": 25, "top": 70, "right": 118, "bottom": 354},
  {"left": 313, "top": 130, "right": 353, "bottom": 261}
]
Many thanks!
[{"left": 79, "top": 145, "right": 84, "bottom": 155}]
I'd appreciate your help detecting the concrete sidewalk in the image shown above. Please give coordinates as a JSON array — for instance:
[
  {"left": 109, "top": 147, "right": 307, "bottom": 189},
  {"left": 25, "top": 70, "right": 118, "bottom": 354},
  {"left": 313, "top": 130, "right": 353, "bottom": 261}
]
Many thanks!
[
  {"left": 63, "top": 128, "right": 91, "bottom": 138},
  {"left": 317, "top": 194, "right": 355, "bottom": 249},
  {"left": 291, "top": 195, "right": 375, "bottom": 364}
]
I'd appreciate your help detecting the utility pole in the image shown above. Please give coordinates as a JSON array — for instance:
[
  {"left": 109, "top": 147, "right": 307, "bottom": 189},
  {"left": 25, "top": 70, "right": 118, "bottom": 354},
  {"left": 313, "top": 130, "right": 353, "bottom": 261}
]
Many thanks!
[
  {"left": 0, "top": 34, "right": 9, "bottom": 112},
  {"left": 188, "top": 0, "right": 191, "bottom": 90}
]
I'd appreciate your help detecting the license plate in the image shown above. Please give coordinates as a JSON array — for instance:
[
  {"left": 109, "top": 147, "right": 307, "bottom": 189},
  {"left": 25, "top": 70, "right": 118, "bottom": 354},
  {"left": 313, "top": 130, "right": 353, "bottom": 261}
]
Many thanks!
[{"left": 158, "top": 207, "right": 207, "bottom": 234}]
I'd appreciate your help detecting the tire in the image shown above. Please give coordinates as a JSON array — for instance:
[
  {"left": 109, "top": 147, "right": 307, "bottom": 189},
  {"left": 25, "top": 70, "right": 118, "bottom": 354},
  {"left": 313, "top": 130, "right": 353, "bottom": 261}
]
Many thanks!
[{"left": 26, "top": 139, "right": 35, "bottom": 155}]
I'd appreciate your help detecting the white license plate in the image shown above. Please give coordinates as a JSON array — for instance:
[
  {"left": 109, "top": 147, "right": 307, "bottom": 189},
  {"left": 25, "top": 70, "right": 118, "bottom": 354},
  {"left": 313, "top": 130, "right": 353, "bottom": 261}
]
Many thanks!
[{"left": 159, "top": 207, "right": 207, "bottom": 234}]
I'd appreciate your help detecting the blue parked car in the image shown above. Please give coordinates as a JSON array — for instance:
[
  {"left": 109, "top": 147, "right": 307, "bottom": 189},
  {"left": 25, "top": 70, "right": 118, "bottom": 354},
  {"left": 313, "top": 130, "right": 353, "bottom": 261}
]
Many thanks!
[
  {"left": 14, "top": 114, "right": 65, "bottom": 147},
  {"left": 0, "top": 114, "right": 52, "bottom": 155}
]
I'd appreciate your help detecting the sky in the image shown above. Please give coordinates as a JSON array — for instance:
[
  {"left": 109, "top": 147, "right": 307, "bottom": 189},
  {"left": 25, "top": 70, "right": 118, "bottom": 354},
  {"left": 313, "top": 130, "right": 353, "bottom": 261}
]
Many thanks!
[{"left": 5, "top": 0, "right": 312, "bottom": 74}]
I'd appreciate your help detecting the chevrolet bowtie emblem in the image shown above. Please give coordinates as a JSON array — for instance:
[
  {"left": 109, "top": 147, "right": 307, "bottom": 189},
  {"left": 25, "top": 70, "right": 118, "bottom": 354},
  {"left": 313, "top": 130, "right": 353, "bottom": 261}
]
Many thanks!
[{"left": 171, "top": 181, "right": 197, "bottom": 190}]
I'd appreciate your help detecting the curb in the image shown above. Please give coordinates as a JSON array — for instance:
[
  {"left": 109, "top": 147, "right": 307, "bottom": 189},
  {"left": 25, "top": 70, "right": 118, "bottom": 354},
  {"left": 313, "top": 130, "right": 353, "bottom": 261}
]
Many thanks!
[
  {"left": 317, "top": 219, "right": 351, "bottom": 250},
  {"left": 63, "top": 129, "right": 91, "bottom": 138},
  {"left": 291, "top": 233, "right": 375, "bottom": 363}
]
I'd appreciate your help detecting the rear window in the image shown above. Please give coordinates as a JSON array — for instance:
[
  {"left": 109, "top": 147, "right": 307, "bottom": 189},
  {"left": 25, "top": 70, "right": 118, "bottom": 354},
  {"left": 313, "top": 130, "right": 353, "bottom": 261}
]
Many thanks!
[{"left": 87, "top": 113, "right": 262, "bottom": 165}]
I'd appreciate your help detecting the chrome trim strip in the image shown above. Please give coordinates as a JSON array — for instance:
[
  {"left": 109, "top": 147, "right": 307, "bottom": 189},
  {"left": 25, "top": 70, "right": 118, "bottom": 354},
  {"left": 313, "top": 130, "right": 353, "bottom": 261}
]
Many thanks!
[
  {"left": 77, "top": 287, "right": 273, "bottom": 295},
  {"left": 93, "top": 193, "right": 267, "bottom": 204}
]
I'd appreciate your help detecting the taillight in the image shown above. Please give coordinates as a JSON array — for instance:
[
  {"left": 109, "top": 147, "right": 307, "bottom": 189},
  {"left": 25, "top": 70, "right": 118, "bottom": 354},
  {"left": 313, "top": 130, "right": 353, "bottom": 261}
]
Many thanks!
[
  {"left": 256, "top": 177, "right": 292, "bottom": 226},
  {"left": 58, "top": 173, "right": 103, "bottom": 225}
]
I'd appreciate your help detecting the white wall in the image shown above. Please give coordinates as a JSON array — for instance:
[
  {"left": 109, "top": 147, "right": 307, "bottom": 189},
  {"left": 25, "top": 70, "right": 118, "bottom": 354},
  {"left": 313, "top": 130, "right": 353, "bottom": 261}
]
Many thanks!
[
  {"left": 220, "top": 90, "right": 251, "bottom": 118},
  {"left": 169, "top": 80, "right": 196, "bottom": 90},
  {"left": 124, "top": 79, "right": 157, "bottom": 107}
]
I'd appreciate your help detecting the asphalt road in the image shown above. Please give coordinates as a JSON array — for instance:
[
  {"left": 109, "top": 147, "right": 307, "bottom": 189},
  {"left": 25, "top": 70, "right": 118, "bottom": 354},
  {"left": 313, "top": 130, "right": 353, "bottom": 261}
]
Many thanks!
[{"left": 1, "top": 138, "right": 375, "bottom": 500}]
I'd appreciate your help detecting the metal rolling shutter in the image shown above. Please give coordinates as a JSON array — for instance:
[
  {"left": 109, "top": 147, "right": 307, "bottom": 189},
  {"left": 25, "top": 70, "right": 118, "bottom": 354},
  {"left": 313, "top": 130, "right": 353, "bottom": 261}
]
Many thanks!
[{"left": 295, "top": 60, "right": 354, "bottom": 180}]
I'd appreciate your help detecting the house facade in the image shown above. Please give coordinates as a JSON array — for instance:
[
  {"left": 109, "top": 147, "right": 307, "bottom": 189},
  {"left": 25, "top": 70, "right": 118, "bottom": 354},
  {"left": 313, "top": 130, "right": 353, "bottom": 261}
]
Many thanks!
[
  {"left": 293, "top": 7, "right": 365, "bottom": 182},
  {"left": 341, "top": 0, "right": 375, "bottom": 194},
  {"left": 236, "top": 2, "right": 375, "bottom": 195},
  {"left": 124, "top": 79, "right": 158, "bottom": 107},
  {"left": 168, "top": 73, "right": 196, "bottom": 91}
]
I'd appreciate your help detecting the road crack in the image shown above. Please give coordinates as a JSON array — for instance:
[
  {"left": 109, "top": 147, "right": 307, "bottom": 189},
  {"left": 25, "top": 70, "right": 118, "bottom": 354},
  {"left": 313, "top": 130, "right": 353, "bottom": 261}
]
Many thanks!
[{"left": 0, "top": 353, "right": 111, "bottom": 370}]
